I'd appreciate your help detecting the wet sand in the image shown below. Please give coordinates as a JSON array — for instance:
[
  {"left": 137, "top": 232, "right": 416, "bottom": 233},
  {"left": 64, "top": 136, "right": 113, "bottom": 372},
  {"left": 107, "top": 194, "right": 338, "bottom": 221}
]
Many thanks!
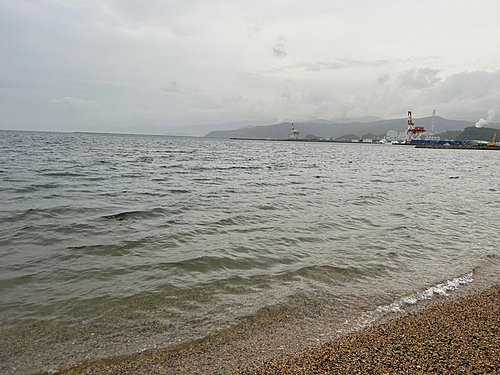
[{"left": 54, "top": 285, "right": 500, "bottom": 375}]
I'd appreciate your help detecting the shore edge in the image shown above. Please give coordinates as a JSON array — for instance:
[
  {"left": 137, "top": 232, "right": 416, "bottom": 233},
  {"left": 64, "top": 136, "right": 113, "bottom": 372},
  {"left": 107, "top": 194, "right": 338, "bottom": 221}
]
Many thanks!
[
  {"left": 46, "top": 284, "right": 500, "bottom": 375},
  {"left": 237, "top": 284, "right": 500, "bottom": 374}
]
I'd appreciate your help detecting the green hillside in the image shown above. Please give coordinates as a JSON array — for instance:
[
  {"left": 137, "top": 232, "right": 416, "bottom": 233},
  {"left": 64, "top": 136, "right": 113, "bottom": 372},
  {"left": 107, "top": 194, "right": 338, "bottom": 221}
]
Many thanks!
[{"left": 455, "top": 127, "right": 497, "bottom": 141}]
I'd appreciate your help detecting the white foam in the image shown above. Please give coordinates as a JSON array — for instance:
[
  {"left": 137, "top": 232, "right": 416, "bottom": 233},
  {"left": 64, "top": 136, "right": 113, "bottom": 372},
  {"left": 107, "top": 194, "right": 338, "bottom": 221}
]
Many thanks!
[{"left": 352, "top": 272, "right": 474, "bottom": 331}]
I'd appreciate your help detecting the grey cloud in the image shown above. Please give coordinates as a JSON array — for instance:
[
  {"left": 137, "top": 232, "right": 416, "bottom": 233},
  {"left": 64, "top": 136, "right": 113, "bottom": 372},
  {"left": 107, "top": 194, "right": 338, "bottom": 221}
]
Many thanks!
[
  {"left": 397, "top": 68, "right": 442, "bottom": 89},
  {"left": 376, "top": 74, "right": 390, "bottom": 85},
  {"left": 273, "top": 37, "right": 287, "bottom": 59},
  {"left": 159, "top": 81, "right": 199, "bottom": 94},
  {"left": 414, "top": 70, "right": 500, "bottom": 122},
  {"left": 245, "top": 17, "right": 264, "bottom": 38},
  {"left": 487, "top": 107, "right": 497, "bottom": 122},
  {"left": 160, "top": 80, "right": 180, "bottom": 93},
  {"left": 428, "top": 70, "right": 499, "bottom": 103}
]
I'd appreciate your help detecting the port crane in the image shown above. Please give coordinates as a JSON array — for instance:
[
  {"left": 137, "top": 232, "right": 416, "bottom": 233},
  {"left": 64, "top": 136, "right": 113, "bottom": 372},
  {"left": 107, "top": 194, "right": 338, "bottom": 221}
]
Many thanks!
[
  {"left": 405, "top": 111, "right": 426, "bottom": 144},
  {"left": 289, "top": 124, "right": 300, "bottom": 140},
  {"left": 487, "top": 130, "right": 498, "bottom": 146}
]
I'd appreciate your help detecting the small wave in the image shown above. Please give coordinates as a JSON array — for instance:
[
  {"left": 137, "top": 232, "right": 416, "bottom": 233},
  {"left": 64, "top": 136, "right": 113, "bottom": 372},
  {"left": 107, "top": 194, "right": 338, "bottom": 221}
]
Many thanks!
[
  {"left": 286, "top": 265, "right": 369, "bottom": 284},
  {"left": 214, "top": 216, "right": 248, "bottom": 226},
  {"left": 6, "top": 206, "right": 78, "bottom": 221},
  {"left": 257, "top": 204, "right": 279, "bottom": 211},
  {"left": 67, "top": 244, "right": 132, "bottom": 257},
  {"left": 350, "top": 193, "right": 388, "bottom": 206},
  {"left": 153, "top": 255, "right": 261, "bottom": 273},
  {"left": 370, "top": 178, "right": 397, "bottom": 184},
  {"left": 135, "top": 157, "right": 154, "bottom": 163},
  {"left": 101, "top": 207, "right": 172, "bottom": 221},
  {"left": 353, "top": 272, "right": 474, "bottom": 331},
  {"left": 162, "top": 150, "right": 194, "bottom": 154},
  {"left": 120, "top": 173, "right": 146, "bottom": 178},
  {"left": 42, "top": 172, "right": 85, "bottom": 177},
  {"left": 10, "top": 183, "right": 60, "bottom": 194}
]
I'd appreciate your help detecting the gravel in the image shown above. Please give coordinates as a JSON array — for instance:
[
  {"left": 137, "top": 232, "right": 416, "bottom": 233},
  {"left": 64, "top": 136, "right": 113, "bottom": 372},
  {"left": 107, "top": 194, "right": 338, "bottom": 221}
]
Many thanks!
[
  {"left": 238, "top": 285, "right": 500, "bottom": 374},
  {"left": 51, "top": 285, "right": 500, "bottom": 375}
]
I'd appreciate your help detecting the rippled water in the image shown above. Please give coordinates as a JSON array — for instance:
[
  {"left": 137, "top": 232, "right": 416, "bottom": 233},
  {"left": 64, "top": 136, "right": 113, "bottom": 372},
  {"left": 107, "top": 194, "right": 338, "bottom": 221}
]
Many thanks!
[{"left": 1, "top": 130, "right": 499, "bottom": 373}]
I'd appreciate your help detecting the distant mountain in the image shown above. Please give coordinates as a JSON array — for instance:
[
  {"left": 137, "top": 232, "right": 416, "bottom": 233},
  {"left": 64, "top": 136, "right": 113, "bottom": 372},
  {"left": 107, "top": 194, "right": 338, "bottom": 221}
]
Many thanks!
[
  {"left": 97, "top": 119, "right": 283, "bottom": 137},
  {"left": 308, "top": 116, "right": 383, "bottom": 124},
  {"left": 162, "top": 119, "right": 281, "bottom": 137},
  {"left": 204, "top": 116, "right": 477, "bottom": 140},
  {"left": 438, "top": 130, "right": 462, "bottom": 140}
]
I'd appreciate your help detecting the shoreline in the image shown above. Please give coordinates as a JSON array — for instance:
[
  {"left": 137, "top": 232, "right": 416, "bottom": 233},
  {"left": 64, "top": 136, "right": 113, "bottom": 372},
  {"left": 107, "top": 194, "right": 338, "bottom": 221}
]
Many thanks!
[
  {"left": 238, "top": 284, "right": 500, "bottom": 374},
  {"left": 47, "top": 282, "right": 500, "bottom": 375}
]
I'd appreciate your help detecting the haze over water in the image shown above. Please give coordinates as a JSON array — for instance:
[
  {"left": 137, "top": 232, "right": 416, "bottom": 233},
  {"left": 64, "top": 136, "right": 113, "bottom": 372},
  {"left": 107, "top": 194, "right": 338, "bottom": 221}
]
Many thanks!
[{"left": 1, "top": 130, "right": 499, "bottom": 374}]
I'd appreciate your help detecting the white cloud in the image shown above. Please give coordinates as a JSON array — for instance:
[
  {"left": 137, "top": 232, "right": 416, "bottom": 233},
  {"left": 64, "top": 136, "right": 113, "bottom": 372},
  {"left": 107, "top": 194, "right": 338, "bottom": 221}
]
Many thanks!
[{"left": 49, "top": 97, "right": 100, "bottom": 112}]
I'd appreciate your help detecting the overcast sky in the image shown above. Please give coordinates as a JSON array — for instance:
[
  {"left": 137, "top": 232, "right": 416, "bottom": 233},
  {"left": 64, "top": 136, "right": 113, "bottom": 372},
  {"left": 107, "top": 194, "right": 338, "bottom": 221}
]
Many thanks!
[{"left": 1, "top": 0, "right": 500, "bottom": 132}]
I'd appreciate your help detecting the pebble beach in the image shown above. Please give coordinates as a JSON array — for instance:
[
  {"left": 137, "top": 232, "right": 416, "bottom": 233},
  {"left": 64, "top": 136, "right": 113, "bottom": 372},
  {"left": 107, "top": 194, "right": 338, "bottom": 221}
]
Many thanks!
[{"left": 51, "top": 284, "right": 500, "bottom": 375}]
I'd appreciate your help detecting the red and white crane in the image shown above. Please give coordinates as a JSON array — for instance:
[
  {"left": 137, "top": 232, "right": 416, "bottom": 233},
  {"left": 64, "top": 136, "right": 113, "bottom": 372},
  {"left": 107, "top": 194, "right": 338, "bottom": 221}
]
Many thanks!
[{"left": 405, "top": 111, "right": 426, "bottom": 144}]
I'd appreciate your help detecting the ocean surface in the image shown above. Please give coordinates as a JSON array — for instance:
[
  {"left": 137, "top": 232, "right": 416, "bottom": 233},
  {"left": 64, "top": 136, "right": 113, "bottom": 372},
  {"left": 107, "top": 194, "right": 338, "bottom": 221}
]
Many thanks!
[{"left": 1, "top": 130, "right": 499, "bottom": 374}]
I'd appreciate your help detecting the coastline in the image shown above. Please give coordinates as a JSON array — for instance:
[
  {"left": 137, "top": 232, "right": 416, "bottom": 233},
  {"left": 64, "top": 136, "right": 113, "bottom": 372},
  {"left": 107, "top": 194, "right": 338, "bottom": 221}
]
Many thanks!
[
  {"left": 47, "top": 283, "right": 500, "bottom": 375},
  {"left": 238, "top": 285, "right": 500, "bottom": 374}
]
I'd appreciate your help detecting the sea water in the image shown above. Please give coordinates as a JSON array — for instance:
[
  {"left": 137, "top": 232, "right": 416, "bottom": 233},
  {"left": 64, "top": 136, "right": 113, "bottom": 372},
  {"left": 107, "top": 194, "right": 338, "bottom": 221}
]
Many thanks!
[{"left": 1, "top": 130, "right": 499, "bottom": 373}]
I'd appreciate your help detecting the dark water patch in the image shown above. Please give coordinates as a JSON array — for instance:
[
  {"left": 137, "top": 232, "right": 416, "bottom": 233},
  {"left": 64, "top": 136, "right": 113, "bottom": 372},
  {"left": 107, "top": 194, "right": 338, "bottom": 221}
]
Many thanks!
[
  {"left": 341, "top": 216, "right": 382, "bottom": 229},
  {"left": 137, "top": 191, "right": 167, "bottom": 197},
  {"left": 213, "top": 216, "right": 248, "bottom": 227},
  {"left": 67, "top": 244, "right": 133, "bottom": 257},
  {"left": 151, "top": 255, "right": 275, "bottom": 274},
  {"left": 84, "top": 175, "right": 114, "bottom": 181},
  {"left": 120, "top": 173, "right": 146, "bottom": 178},
  {"left": 257, "top": 204, "right": 279, "bottom": 210},
  {"left": 3, "top": 207, "right": 77, "bottom": 222},
  {"left": 101, "top": 207, "right": 172, "bottom": 221},
  {"left": 450, "top": 210, "right": 469, "bottom": 215},
  {"left": 350, "top": 192, "right": 388, "bottom": 206},
  {"left": 162, "top": 150, "right": 195, "bottom": 154},
  {"left": 168, "top": 189, "right": 189, "bottom": 194},
  {"left": 296, "top": 235, "right": 327, "bottom": 244},
  {"left": 135, "top": 156, "right": 154, "bottom": 163},
  {"left": 8, "top": 183, "right": 61, "bottom": 194},
  {"left": 0, "top": 273, "right": 38, "bottom": 294},
  {"left": 41, "top": 171, "right": 86, "bottom": 177},
  {"left": 370, "top": 178, "right": 398, "bottom": 184}
]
